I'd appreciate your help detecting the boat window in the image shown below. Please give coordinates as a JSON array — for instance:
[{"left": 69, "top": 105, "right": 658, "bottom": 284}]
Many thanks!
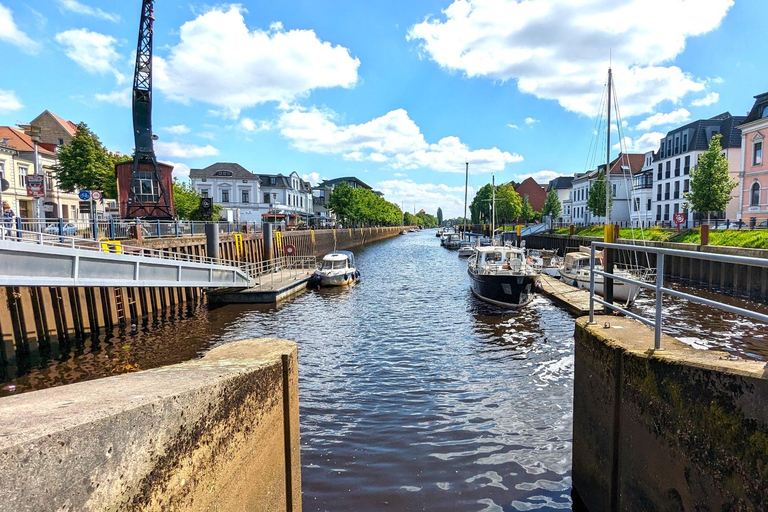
[{"left": 486, "top": 252, "right": 503, "bottom": 263}]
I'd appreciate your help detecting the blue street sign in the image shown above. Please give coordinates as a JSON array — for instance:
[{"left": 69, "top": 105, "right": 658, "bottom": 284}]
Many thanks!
[{"left": 79, "top": 190, "right": 91, "bottom": 201}]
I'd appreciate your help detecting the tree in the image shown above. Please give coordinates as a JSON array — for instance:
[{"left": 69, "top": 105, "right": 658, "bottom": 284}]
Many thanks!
[
  {"left": 172, "top": 179, "right": 200, "bottom": 219},
  {"left": 586, "top": 170, "right": 612, "bottom": 219},
  {"left": 542, "top": 189, "right": 562, "bottom": 219},
  {"left": 684, "top": 133, "right": 737, "bottom": 225},
  {"left": 520, "top": 196, "right": 535, "bottom": 222},
  {"left": 469, "top": 184, "right": 493, "bottom": 224},
  {"left": 54, "top": 123, "right": 114, "bottom": 194},
  {"left": 495, "top": 183, "right": 522, "bottom": 224},
  {"left": 436, "top": 207, "right": 443, "bottom": 225}
]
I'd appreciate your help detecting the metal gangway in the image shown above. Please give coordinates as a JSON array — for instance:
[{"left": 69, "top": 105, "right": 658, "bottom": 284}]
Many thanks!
[{"left": 0, "top": 228, "right": 316, "bottom": 290}]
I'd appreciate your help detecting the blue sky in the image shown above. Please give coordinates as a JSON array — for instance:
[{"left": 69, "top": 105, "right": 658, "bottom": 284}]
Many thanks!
[{"left": 1, "top": 0, "right": 766, "bottom": 218}]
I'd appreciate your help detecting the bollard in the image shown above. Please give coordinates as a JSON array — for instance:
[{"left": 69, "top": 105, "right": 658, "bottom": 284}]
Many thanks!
[
  {"left": 58, "top": 217, "right": 65, "bottom": 243},
  {"left": 206, "top": 223, "right": 220, "bottom": 262},
  {"left": 263, "top": 223, "right": 274, "bottom": 262},
  {"left": 109, "top": 217, "right": 116, "bottom": 240},
  {"left": 92, "top": 216, "right": 98, "bottom": 240},
  {"left": 701, "top": 224, "right": 710, "bottom": 245}
]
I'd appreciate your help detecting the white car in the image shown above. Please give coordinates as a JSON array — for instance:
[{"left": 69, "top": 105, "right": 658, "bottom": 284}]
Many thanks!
[{"left": 43, "top": 222, "right": 78, "bottom": 236}]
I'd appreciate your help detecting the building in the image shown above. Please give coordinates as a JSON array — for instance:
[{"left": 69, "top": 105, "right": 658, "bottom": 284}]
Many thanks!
[
  {"left": 652, "top": 112, "right": 745, "bottom": 227},
  {"left": 630, "top": 151, "right": 656, "bottom": 226},
  {"left": 190, "top": 163, "right": 262, "bottom": 222},
  {"left": 0, "top": 126, "right": 81, "bottom": 220},
  {"left": 546, "top": 176, "right": 574, "bottom": 223},
  {"left": 258, "top": 172, "right": 313, "bottom": 227},
  {"left": 312, "top": 177, "right": 374, "bottom": 227},
  {"left": 736, "top": 92, "right": 768, "bottom": 226},
  {"left": 514, "top": 177, "right": 547, "bottom": 212},
  {"left": 30, "top": 110, "right": 78, "bottom": 150}
]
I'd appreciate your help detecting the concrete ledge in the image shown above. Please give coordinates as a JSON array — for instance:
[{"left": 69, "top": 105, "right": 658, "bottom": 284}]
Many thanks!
[
  {"left": 572, "top": 316, "right": 768, "bottom": 511},
  {"left": 0, "top": 338, "right": 301, "bottom": 512},
  {"left": 208, "top": 277, "right": 310, "bottom": 305}
]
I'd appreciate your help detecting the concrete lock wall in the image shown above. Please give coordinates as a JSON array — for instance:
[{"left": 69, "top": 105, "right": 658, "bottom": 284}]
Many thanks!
[
  {"left": 0, "top": 338, "right": 302, "bottom": 512},
  {"left": 572, "top": 316, "right": 768, "bottom": 511}
]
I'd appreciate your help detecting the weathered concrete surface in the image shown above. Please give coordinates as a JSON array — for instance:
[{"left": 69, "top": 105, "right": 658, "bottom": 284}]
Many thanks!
[
  {"left": 0, "top": 338, "right": 301, "bottom": 512},
  {"left": 572, "top": 316, "right": 768, "bottom": 511}
]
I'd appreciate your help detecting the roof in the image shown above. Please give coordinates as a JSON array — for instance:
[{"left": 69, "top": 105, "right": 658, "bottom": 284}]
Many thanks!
[
  {"left": 739, "top": 92, "right": 768, "bottom": 126},
  {"left": 547, "top": 176, "right": 574, "bottom": 191},
  {"left": 606, "top": 153, "right": 645, "bottom": 175},
  {"left": 50, "top": 112, "right": 78, "bottom": 136},
  {"left": 317, "top": 176, "right": 373, "bottom": 190},
  {"left": 0, "top": 127, "right": 56, "bottom": 156},
  {"left": 259, "top": 174, "right": 291, "bottom": 189},
  {"left": 656, "top": 112, "right": 746, "bottom": 158},
  {"left": 189, "top": 162, "right": 259, "bottom": 180}
]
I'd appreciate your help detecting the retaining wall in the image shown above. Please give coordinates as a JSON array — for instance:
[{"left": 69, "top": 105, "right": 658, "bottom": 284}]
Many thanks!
[
  {"left": 572, "top": 316, "right": 768, "bottom": 511},
  {"left": 526, "top": 233, "right": 768, "bottom": 300},
  {"left": 0, "top": 338, "right": 301, "bottom": 512}
]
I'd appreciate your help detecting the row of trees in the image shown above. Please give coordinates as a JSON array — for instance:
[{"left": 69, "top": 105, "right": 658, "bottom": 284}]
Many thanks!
[
  {"left": 468, "top": 183, "right": 549, "bottom": 224},
  {"left": 327, "top": 182, "right": 404, "bottom": 226}
]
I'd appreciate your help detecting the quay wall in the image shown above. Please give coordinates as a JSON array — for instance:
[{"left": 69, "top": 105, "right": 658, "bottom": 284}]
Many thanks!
[
  {"left": 572, "top": 316, "right": 768, "bottom": 511},
  {"left": 525, "top": 233, "right": 768, "bottom": 300},
  {"left": 0, "top": 338, "right": 301, "bottom": 512}
]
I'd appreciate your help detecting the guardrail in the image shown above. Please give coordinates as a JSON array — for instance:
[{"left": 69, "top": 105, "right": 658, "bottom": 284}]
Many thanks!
[
  {"left": 587, "top": 242, "right": 768, "bottom": 349},
  {"left": 5, "top": 218, "right": 262, "bottom": 241},
  {"left": 241, "top": 256, "right": 317, "bottom": 290}
]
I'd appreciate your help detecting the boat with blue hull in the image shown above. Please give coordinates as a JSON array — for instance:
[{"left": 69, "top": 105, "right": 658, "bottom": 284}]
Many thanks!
[{"left": 467, "top": 245, "right": 538, "bottom": 309}]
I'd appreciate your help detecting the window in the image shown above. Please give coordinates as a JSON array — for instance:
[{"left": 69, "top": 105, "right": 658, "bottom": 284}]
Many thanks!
[
  {"left": 762, "top": 105, "right": 768, "bottom": 118},
  {"left": 242, "top": 190, "right": 249, "bottom": 203},
  {"left": 612, "top": 184, "right": 617, "bottom": 197},
  {"left": 667, "top": 140, "right": 672, "bottom": 156},
  {"left": 674, "top": 137, "right": 679, "bottom": 154},
  {"left": 683, "top": 134, "right": 688, "bottom": 152},
  {"left": 647, "top": 199, "right": 652, "bottom": 211},
  {"left": 673, "top": 203, "right": 679, "bottom": 214},
  {"left": 656, "top": 205, "right": 662, "bottom": 221},
  {"left": 634, "top": 198, "right": 640, "bottom": 211},
  {"left": 754, "top": 141, "right": 763, "bottom": 166},
  {"left": 201, "top": 178, "right": 207, "bottom": 183},
  {"left": 221, "top": 190, "right": 230, "bottom": 203},
  {"left": 675, "top": 158, "right": 680, "bottom": 177},
  {"left": 132, "top": 172, "right": 159, "bottom": 202},
  {"left": 264, "top": 193, "right": 270, "bottom": 203},
  {"left": 664, "top": 204, "right": 670, "bottom": 221},
  {"left": 18, "top": 165, "right": 29, "bottom": 187},
  {"left": 657, "top": 184, "right": 662, "bottom": 201},
  {"left": 270, "top": 177, "right": 276, "bottom": 185},
  {"left": 674, "top": 181, "right": 680, "bottom": 199},
  {"left": 58, "top": 138, "right": 64, "bottom": 145},
  {"left": 665, "top": 161, "right": 671, "bottom": 179},
  {"left": 664, "top": 183, "right": 670, "bottom": 200},
  {"left": 657, "top": 163, "right": 662, "bottom": 181},
  {"left": 201, "top": 189, "right": 209, "bottom": 198},
  {"left": 214, "top": 170, "right": 233, "bottom": 177},
  {"left": 684, "top": 155, "right": 690, "bottom": 175},
  {"left": 751, "top": 182, "right": 760, "bottom": 207},
  {"left": 683, "top": 179, "right": 689, "bottom": 193},
  {"left": 0, "top": 161, "right": 4, "bottom": 180}
]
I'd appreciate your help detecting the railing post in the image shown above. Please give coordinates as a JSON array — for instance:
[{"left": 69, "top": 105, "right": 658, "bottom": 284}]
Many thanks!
[
  {"left": 589, "top": 244, "right": 596, "bottom": 324},
  {"left": 109, "top": 217, "right": 116, "bottom": 240},
  {"left": 156, "top": 219, "right": 161, "bottom": 238},
  {"left": 190, "top": 222, "right": 195, "bottom": 236},
  {"left": 58, "top": 217, "right": 65, "bottom": 244},
  {"left": 92, "top": 216, "right": 98, "bottom": 240},
  {"left": 654, "top": 253, "right": 664, "bottom": 350},
  {"left": 175, "top": 220, "right": 180, "bottom": 238}
]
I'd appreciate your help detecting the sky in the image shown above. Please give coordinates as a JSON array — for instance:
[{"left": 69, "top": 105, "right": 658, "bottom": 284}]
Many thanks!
[{"left": 1, "top": 0, "right": 767, "bottom": 218}]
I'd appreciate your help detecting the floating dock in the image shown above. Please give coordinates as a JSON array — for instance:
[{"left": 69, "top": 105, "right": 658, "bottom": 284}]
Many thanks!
[
  {"left": 207, "top": 272, "right": 313, "bottom": 305},
  {"left": 537, "top": 274, "right": 592, "bottom": 316}
]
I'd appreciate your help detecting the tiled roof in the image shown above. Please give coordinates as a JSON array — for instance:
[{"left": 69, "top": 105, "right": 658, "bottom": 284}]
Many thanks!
[
  {"left": 189, "top": 162, "right": 259, "bottom": 180},
  {"left": 51, "top": 112, "right": 78, "bottom": 136},
  {"left": 741, "top": 92, "right": 768, "bottom": 126},
  {"left": 607, "top": 153, "right": 645, "bottom": 175},
  {"left": 0, "top": 126, "right": 56, "bottom": 156}
]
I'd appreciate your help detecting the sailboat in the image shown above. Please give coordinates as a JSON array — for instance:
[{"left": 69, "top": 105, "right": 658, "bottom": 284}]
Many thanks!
[
  {"left": 468, "top": 175, "right": 539, "bottom": 308},
  {"left": 457, "top": 162, "right": 474, "bottom": 258}
]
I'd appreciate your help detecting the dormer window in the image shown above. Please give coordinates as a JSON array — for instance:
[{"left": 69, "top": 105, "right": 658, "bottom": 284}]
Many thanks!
[
  {"left": 761, "top": 105, "right": 768, "bottom": 118},
  {"left": 270, "top": 177, "right": 276, "bottom": 185},
  {"left": 214, "top": 170, "right": 233, "bottom": 177}
]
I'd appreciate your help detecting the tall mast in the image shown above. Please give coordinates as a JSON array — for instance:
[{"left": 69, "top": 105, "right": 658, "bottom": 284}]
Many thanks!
[
  {"left": 463, "top": 162, "right": 468, "bottom": 239},
  {"left": 128, "top": 0, "right": 172, "bottom": 218},
  {"left": 491, "top": 174, "right": 495, "bottom": 239},
  {"left": 605, "top": 67, "right": 612, "bottom": 225}
]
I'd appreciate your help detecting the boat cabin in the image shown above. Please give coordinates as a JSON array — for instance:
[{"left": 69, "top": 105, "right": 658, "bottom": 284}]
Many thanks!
[
  {"left": 319, "top": 251, "right": 355, "bottom": 270},
  {"left": 472, "top": 246, "right": 527, "bottom": 271}
]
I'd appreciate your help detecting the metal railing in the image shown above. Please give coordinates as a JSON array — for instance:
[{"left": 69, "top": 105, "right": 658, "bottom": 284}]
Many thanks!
[
  {"left": 588, "top": 242, "right": 768, "bottom": 350},
  {"left": 240, "top": 256, "right": 317, "bottom": 290}
]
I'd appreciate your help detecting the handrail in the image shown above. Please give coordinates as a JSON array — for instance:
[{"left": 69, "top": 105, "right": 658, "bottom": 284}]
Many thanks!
[{"left": 587, "top": 242, "right": 768, "bottom": 350}]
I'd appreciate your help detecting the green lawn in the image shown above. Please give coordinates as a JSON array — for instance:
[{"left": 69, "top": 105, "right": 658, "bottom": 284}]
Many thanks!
[{"left": 551, "top": 226, "right": 768, "bottom": 249}]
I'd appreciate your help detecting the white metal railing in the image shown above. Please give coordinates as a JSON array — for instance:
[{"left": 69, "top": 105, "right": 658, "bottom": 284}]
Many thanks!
[
  {"left": 240, "top": 256, "right": 317, "bottom": 290},
  {"left": 588, "top": 242, "right": 768, "bottom": 350}
]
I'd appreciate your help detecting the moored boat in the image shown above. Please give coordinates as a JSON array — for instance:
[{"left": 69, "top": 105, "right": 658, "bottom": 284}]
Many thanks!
[
  {"left": 310, "top": 250, "right": 360, "bottom": 287},
  {"left": 468, "top": 245, "right": 539, "bottom": 309}
]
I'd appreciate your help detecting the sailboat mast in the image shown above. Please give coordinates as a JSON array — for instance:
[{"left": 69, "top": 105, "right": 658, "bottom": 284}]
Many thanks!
[
  {"left": 605, "top": 67, "right": 612, "bottom": 225},
  {"left": 463, "top": 162, "right": 469, "bottom": 239},
  {"left": 491, "top": 174, "right": 496, "bottom": 239}
]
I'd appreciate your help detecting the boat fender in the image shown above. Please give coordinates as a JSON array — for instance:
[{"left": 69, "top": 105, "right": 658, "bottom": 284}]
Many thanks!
[
  {"left": 285, "top": 244, "right": 297, "bottom": 256},
  {"left": 572, "top": 280, "right": 578, "bottom": 287},
  {"left": 355, "top": 270, "right": 360, "bottom": 279}
]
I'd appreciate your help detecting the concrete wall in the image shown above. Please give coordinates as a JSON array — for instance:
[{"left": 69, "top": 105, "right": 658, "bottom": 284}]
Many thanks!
[
  {"left": 572, "top": 316, "right": 768, "bottom": 511},
  {"left": 0, "top": 338, "right": 301, "bottom": 512}
]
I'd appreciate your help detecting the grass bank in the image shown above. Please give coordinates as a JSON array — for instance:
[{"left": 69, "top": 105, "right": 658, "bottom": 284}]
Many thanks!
[{"left": 552, "top": 226, "right": 768, "bottom": 249}]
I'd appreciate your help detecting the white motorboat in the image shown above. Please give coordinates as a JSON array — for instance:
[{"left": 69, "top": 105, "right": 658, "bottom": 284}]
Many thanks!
[
  {"left": 558, "top": 246, "right": 646, "bottom": 304},
  {"left": 468, "top": 245, "right": 539, "bottom": 309},
  {"left": 457, "top": 241, "right": 474, "bottom": 258},
  {"left": 310, "top": 250, "right": 360, "bottom": 287},
  {"left": 527, "top": 249, "right": 561, "bottom": 277}
]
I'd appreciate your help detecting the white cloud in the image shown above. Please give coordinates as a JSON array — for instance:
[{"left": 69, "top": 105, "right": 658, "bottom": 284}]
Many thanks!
[
  {"left": 239, "top": 118, "right": 272, "bottom": 133},
  {"left": 614, "top": 132, "right": 665, "bottom": 153},
  {"left": 525, "top": 117, "right": 539, "bottom": 125},
  {"left": 155, "top": 141, "right": 219, "bottom": 159},
  {"left": 56, "top": 29, "right": 125, "bottom": 82},
  {"left": 376, "top": 179, "right": 473, "bottom": 218},
  {"left": 636, "top": 108, "right": 691, "bottom": 131},
  {"left": 163, "top": 125, "right": 191, "bottom": 135},
  {"left": 161, "top": 161, "right": 191, "bottom": 180},
  {"left": 408, "top": 0, "right": 732, "bottom": 117},
  {"left": 0, "top": 89, "right": 23, "bottom": 113},
  {"left": 155, "top": 5, "right": 359, "bottom": 115},
  {"left": 278, "top": 107, "right": 522, "bottom": 174},
  {"left": 507, "top": 124, "right": 519, "bottom": 130},
  {"left": 95, "top": 88, "right": 131, "bottom": 107},
  {"left": 393, "top": 172, "right": 408, "bottom": 177},
  {"left": 56, "top": 0, "right": 119, "bottom": 22},
  {"left": 513, "top": 170, "right": 565, "bottom": 184},
  {"left": 0, "top": 3, "right": 41, "bottom": 53},
  {"left": 302, "top": 172, "right": 321, "bottom": 186},
  {"left": 691, "top": 92, "right": 720, "bottom": 107}
]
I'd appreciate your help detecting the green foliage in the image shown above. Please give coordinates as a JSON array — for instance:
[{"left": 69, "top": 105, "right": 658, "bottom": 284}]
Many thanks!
[
  {"left": 172, "top": 179, "right": 200, "bottom": 220},
  {"left": 520, "top": 196, "right": 535, "bottom": 222},
  {"left": 542, "top": 189, "right": 562, "bottom": 218},
  {"left": 469, "top": 184, "right": 493, "bottom": 223},
  {"left": 54, "top": 123, "right": 115, "bottom": 194},
  {"left": 469, "top": 182, "right": 522, "bottom": 224},
  {"left": 684, "top": 134, "right": 738, "bottom": 223},
  {"left": 327, "top": 182, "right": 402, "bottom": 226},
  {"left": 586, "top": 170, "right": 612, "bottom": 218},
  {"left": 436, "top": 207, "right": 443, "bottom": 225}
]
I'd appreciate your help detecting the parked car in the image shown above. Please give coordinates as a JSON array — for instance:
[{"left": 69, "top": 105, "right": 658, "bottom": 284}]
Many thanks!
[{"left": 43, "top": 222, "right": 78, "bottom": 236}]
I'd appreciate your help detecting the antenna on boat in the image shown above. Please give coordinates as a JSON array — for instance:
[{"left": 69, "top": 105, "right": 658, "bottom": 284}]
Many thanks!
[{"left": 463, "top": 162, "right": 469, "bottom": 240}]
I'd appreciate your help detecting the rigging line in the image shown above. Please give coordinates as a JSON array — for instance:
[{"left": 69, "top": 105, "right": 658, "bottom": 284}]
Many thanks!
[{"left": 585, "top": 82, "right": 609, "bottom": 174}]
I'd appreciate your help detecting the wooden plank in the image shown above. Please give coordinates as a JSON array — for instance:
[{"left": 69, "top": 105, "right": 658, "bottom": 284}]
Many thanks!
[{"left": 537, "top": 274, "right": 592, "bottom": 316}]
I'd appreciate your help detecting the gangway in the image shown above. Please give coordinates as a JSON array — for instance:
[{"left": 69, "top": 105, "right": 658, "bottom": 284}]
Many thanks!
[{"left": 0, "top": 228, "right": 253, "bottom": 289}]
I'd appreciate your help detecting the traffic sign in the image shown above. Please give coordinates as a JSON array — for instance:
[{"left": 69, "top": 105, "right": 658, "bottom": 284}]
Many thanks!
[
  {"left": 79, "top": 190, "right": 91, "bottom": 201},
  {"left": 0, "top": 179, "right": 9, "bottom": 192},
  {"left": 26, "top": 175, "right": 45, "bottom": 199},
  {"left": 91, "top": 190, "right": 102, "bottom": 201}
]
